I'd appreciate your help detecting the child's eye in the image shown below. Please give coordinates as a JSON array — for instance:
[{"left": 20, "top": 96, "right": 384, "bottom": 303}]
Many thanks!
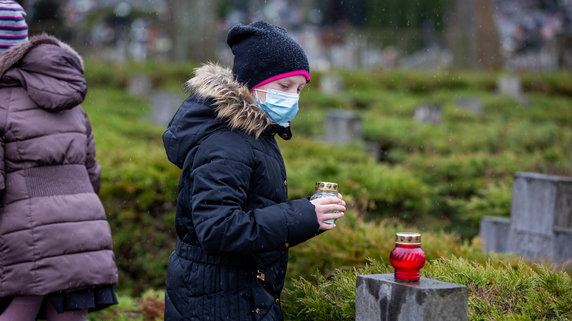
[{"left": 280, "top": 84, "right": 289, "bottom": 89}]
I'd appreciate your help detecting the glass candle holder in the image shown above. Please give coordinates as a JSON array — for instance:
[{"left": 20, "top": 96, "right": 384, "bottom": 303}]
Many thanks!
[
  {"left": 310, "top": 182, "right": 339, "bottom": 225},
  {"left": 389, "top": 232, "right": 426, "bottom": 282}
]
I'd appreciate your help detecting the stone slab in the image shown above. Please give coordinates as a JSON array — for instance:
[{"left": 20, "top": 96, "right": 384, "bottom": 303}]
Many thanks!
[
  {"left": 356, "top": 274, "right": 468, "bottom": 321},
  {"left": 413, "top": 104, "right": 442, "bottom": 125},
  {"left": 554, "top": 226, "right": 572, "bottom": 267},
  {"left": 480, "top": 216, "right": 510, "bottom": 253},
  {"left": 508, "top": 172, "right": 572, "bottom": 260}
]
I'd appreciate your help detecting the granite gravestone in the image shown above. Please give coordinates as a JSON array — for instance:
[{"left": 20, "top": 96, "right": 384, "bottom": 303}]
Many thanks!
[
  {"left": 356, "top": 274, "right": 468, "bottom": 321},
  {"left": 481, "top": 172, "right": 572, "bottom": 267},
  {"left": 325, "top": 110, "right": 362, "bottom": 145}
]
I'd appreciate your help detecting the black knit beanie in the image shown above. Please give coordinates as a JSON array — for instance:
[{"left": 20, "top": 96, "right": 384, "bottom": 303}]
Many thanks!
[{"left": 227, "top": 21, "right": 310, "bottom": 90}]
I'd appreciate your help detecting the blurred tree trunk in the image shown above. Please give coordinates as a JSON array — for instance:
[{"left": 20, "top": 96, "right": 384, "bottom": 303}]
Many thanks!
[
  {"left": 475, "top": 0, "right": 502, "bottom": 70},
  {"left": 166, "top": 0, "right": 219, "bottom": 63},
  {"left": 446, "top": 0, "right": 501, "bottom": 70},
  {"left": 447, "top": 0, "right": 478, "bottom": 69}
]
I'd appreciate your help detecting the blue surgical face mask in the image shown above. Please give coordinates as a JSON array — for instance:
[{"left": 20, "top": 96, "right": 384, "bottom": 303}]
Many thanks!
[{"left": 255, "top": 89, "right": 299, "bottom": 127}]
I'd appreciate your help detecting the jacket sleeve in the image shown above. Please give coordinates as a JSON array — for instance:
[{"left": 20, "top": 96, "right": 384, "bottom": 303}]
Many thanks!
[
  {"left": 83, "top": 109, "right": 101, "bottom": 193},
  {"left": 0, "top": 98, "right": 7, "bottom": 192},
  {"left": 189, "top": 132, "right": 319, "bottom": 255},
  {"left": 0, "top": 136, "right": 4, "bottom": 192}
]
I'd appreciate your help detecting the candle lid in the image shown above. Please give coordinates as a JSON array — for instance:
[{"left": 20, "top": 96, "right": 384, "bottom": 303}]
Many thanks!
[
  {"left": 314, "top": 182, "right": 338, "bottom": 192},
  {"left": 395, "top": 232, "right": 421, "bottom": 245}
]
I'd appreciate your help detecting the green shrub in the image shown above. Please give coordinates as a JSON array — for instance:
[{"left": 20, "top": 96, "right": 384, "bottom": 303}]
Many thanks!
[
  {"left": 84, "top": 59, "right": 197, "bottom": 91},
  {"left": 281, "top": 139, "right": 432, "bottom": 218},
  {"left": 84, "top": 88, "right": 180, "bottom": 294},
  {"left": 287, "top": 212, "right": 487, "bottom": 285},
  {"left": 283, "top": 256, "right": 572, "bottom": 321}
]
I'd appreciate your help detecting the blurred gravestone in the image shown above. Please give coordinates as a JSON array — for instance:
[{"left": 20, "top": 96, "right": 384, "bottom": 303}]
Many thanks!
[
  {"left": 320, "top": 74, "right": 344, "bottom": 94},
  {"left": 127, "top": 74, "right": 152, "bottom": 97},
  {"left": 455, "top": 97, "right": 482, "bottom": 115},
  {"left": 400, "top": 46, "right": 453, "bottom": 70},
  {"left": 506, "top": 49, "right": 558, "bottom": 72},
  {"left": 325, "top": 110, "right": 362, "bottom": 145},
  {"left": 497, "top": 75, "right": 528, "bottom": 104},
  {"left": 414, "top": 104, "right": 442, "bottom": 125},
  {"left": 481, "top": 172, "right": 572, "bottom": 268},
  {"left": 150, "top": 92, "right": 182, "bottom": 126},
  {"left": 364, "top": 142, "right": 381, "bottom": 161}
]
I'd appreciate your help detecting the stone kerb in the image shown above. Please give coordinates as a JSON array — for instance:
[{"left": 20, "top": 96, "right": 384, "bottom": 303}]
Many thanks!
[
  {"left": 480, "top": 216, "right": 510, "bottom": 253},
  {"left": 356, "top": 274, "right": 468, "bottom": 321}
]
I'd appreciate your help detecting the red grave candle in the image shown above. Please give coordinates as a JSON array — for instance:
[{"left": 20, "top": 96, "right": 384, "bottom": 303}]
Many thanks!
[{"left": 389, "top": 232, "right": 426, "bottom": 282}]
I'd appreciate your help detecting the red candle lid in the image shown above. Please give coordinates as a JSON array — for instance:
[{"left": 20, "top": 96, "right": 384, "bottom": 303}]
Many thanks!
[{"left": 395, "top": 232, "right": 421, "bottom": 245}]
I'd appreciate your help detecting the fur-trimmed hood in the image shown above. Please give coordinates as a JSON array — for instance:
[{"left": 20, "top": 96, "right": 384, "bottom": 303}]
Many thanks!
[
  {"left": 185, "top": 63, "right": 272, "bottom": 138},
  {"left": 0, "top": 33, "right": 83, "bottom": 78},
  {"left": 163, "top": 63, "right": 295, "bottom": 169}
]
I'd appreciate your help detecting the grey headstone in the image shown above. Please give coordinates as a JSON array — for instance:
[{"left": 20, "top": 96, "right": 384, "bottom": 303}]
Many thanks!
[
  {"left": 498, "top": 75, "right": 521, "bottom": 97},
  {"left": 455, "top": 97, "right": 482, "bottom": 114},
  {"left": 127, "top": 74, "right": 152, "bottom": 96},
  {"left": 356, "top": 274, "right": 468, "bottom": 321},
  {"left": 507, "top": 172, "right": 572, "bottom": 263},
  {"left": 554, "top": 226, "right": 572, "bottom": 268},
  {"left": 320, "top": 74, "right": 344, "bottom": 94},
  {"left": 413, "top": 104, "right": 442, "bottom": 125},
  {"left": 325, "top": 110, "right": 362, "bottom": 145},
  {"left": 149, "top": 91, "right": 182, "bottom": 126},
  {"left": 480, "top": 216, "right": 510, "bottom": 253},
  {"left": 497, "top": 75, "right": 528, "bottom": 104}
]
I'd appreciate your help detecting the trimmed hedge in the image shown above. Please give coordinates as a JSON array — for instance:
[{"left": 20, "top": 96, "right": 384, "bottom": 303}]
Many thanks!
[{"left": 283, "top": 256, "right": 572, "bottom": 321}]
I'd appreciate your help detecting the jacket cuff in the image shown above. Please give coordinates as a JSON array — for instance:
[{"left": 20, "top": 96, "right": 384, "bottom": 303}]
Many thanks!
[{"left": 283, "top": 198, "right": 319, "bottom": 247}]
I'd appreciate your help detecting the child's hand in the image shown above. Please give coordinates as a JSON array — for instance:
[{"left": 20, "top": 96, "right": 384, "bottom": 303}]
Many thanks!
[{"left": 310, "top": 195, "right": 346, "bottom": 230}]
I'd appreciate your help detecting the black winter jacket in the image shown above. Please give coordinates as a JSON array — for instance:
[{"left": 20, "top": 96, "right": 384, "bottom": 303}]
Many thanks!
[{"left": 163, "top": 64, "right": 320, "bottom": 321}]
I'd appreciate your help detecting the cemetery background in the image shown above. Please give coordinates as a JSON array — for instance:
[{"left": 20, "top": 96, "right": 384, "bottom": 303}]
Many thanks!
[
  {"left": 82, "top": 64, "right": 572, "bottom": 320},
  {"left": 10, "top": 0, "right": 572, "bottom": 320}
]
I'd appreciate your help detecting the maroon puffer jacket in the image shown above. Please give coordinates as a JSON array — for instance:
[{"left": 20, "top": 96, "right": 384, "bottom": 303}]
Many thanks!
[{"left": 0, "top": 34, "right": 118, "bottom": 297}]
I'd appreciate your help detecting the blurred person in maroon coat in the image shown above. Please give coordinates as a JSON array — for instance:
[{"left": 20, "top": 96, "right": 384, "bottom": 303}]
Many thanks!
[{"left": 0, "top": 1, "right": 118, "bottom": 320}]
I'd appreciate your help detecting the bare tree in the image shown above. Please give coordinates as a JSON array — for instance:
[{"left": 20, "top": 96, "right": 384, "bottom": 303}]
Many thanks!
[
  {"left": 447, "top": 0, "right": 501, "bottom": 70},
  {"left": 165, "top": 0, "right": 219, "bottom": 63}
]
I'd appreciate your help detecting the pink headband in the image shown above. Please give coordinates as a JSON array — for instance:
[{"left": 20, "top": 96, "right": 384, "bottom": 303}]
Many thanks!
[{"left": 251, "top": 70, "right": 310, "bottom": 90}]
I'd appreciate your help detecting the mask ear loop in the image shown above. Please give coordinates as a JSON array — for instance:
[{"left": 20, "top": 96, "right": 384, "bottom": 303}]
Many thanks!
[{"left": 254, "top": 89, "right": 267, "bottom": 103}]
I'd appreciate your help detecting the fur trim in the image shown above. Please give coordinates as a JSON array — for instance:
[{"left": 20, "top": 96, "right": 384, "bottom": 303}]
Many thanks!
[
  {"left": 185, "top": 63, "right": 272, "bottom": 138},
  {"left": 0, "top": 34, "right": 84, "bottom": 78}
]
